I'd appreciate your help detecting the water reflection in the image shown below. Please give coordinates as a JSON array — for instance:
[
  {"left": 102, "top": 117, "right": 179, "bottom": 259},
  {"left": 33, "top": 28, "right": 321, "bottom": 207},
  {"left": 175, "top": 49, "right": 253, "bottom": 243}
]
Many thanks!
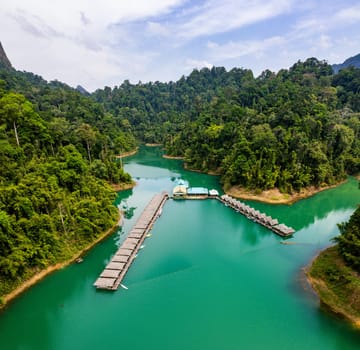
[{"left": 1, "top": 146, "right": 360, "bottom": 350}]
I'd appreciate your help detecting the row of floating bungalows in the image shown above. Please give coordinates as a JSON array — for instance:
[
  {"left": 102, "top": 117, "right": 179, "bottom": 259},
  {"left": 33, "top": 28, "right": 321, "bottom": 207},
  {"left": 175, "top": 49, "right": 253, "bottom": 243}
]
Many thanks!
[
  {"left": 173, "top": 185, "right": 219, "bottom": 199},
  {"left": 94, "top": 192, "right": 168, "bottom": 290},
  {"left": 220, "top": 194, "right": 295, "bottom": 237}
]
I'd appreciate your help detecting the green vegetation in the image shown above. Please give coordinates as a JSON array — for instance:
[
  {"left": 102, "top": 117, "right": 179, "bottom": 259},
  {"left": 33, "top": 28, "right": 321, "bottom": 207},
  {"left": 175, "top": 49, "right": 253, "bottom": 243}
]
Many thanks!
[
  {"left": 0, "top": 67, "right": 135, "bottom": 299},
  {"left": 93, "top": 59, "right": 360, "bottom": 193},
  {"left": 335, "top": 205, "right": 360, "bottom": 272},
  {"left": 309, "top": 206, "right": 360, "bottom": 326},
  {"left": 309, "top": 246, "right": 360, "bottom": 326},
  {"left": 1, "top": 53, "right": 360, "bottom": 303}
]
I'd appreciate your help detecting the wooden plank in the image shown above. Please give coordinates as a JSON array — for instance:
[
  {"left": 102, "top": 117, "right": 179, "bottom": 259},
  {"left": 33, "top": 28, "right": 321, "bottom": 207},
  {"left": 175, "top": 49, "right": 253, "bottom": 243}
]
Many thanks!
[
  {"left": 94, "top": 277, "right": 116, "bottom": 289},
  {"left": 128, "top": 233, "right": 142, "bottom": 239},
  {"left": 116, "top": 248, "right": 133, "bottom": 256},
  {"left": 129, "top": 229, "right": 144, "bottom": 234},
  {"left": 106, "top": 262, "right": 125, "bottom": 270},
  {"left": 101, "top": 269, "right": 121, "bottom": 278},
  {"left": 122, "top": 242, "right": 136, "bottom": 250},
  {"left": 125, "top": 238, "right": 140, "bottom": 244},
  {"left": 112, "top": 255, "right": 129, "bottom": 263},
  {"left": 94, "top": 192, "right": 169, "bottom": 290}
]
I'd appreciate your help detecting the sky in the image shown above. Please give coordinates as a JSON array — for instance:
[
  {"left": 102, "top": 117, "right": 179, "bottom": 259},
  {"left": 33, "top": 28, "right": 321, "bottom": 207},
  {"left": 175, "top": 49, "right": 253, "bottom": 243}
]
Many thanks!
[{"left": 1, "top": 0, "right": 360, "bottom": 91}]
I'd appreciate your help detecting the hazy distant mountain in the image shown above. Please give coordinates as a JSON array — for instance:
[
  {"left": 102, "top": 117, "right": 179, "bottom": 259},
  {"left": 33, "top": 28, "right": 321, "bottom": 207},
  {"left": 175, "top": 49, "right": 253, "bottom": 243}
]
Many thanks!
[
  {"left": 0, "top": 41, "right": 12, "bottom": 69},
  {"left": 76, "top": 85, "right": 90, "bottom": 95},
  {"left": 332, "top": 53, "right": 360, "bottom": 73}
]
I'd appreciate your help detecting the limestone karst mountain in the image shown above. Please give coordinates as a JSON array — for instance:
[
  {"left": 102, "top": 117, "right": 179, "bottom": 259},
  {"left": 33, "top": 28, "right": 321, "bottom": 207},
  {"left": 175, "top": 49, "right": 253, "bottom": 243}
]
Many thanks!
[{"left": 0, "top": 41, "right": 13, "bottom": 69}]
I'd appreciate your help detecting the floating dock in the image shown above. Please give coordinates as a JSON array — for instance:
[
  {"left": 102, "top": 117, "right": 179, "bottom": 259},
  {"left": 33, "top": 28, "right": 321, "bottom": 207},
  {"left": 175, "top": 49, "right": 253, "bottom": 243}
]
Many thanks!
[
  {"left": 218, "top": 194, "right": 295, "bottom": 237},
  {"left": 94, "top": 192, "right": 168, "bottom": 290}
]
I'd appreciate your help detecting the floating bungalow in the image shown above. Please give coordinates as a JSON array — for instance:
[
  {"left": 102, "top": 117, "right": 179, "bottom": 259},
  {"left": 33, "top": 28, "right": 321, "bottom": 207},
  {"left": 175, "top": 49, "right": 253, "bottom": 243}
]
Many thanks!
[
  {"left": 186, "top": 187, "right": 209, "bottom": 198},
  {"left": 209, "top": 189, "right": 220, "bottom": 197},
  {"left": 94, "top": 192, "right": 168, "bottom": 290},
  {"left": 173, "top": 184, "right": 187, "bottom": 198},
  {"left": 172, "top": 183, "right": 219, "bottom": 199},
  {"left": 219, "top": 194, "right": 295, "bottom": 237}
]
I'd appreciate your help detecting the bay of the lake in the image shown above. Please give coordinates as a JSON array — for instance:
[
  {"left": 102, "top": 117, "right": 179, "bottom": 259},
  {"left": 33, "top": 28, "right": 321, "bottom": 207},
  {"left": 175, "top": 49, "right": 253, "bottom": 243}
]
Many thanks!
[{"left": 1, "top": 146, "right": 360, "bottom": 350}]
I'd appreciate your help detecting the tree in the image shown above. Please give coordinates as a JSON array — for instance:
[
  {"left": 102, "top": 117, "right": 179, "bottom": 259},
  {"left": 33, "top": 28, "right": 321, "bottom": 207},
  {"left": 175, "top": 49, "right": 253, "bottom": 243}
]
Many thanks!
[
  {"left": 335, "top": 206, "right": 360, "bottom": 272},
  {"left": 75, "top": 123, "right": 97, "bottom": 163}
]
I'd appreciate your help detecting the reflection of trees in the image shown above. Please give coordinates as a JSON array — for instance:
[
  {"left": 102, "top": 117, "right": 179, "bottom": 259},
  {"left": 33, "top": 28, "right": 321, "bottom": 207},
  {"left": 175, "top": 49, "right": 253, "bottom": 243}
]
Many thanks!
[
  {"left": 246, "top": 178, "right": 360, "bottom": 232},
  {"left": 124, "top": 146, "right": 360, "bottom": 234},
  {"left": 125, "top": 145, "right": 223, "bottom": 191},
  {"left": 124, "top": 207, "right": 136, "bottom": 220}
]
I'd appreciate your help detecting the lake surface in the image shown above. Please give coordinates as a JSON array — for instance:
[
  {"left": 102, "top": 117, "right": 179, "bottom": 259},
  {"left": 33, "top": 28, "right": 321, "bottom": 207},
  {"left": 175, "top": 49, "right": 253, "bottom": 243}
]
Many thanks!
[{"left": 1, "top": 145, "right": 360, "bottom": 350}]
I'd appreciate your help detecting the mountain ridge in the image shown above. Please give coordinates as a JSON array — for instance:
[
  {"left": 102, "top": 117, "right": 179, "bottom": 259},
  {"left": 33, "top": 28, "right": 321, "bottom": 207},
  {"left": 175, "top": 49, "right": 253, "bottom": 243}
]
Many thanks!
[{"left": 332, "top": 53, "right": 360, "bottom": 73}]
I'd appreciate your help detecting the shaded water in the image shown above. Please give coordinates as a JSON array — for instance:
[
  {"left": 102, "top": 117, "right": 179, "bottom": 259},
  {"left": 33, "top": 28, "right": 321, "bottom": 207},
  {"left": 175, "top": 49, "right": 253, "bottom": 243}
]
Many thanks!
[{"left": 1, "top": 146, "right": 360, "bottom": 349}]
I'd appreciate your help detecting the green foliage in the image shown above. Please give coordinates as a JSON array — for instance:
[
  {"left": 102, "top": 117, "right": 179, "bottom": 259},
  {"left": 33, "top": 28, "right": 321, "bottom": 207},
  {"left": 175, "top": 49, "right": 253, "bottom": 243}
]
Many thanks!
[
  {"left": 335, "top": 206, "right": 360, "bottom": 272},
  {"left": 93, "top": 58, "right": 360, "bottom": 193},
  {"left": 309, "top": 245, "right": 360, "bottom": 322},
  {"left": 1, "top": 55, "right": 360, "bottom": 298},
  {"left": 0, "top": 71, "right": 135, "bottom": 297}
]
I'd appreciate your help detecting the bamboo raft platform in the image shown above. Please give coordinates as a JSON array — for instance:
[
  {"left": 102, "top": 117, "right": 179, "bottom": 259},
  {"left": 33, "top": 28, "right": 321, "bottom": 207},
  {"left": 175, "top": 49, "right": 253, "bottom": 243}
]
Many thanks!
[
  {"left": 94, "top": 191, "right": 169, "bottom": 290},
  {"left": 218, "top": 194, "right": 295, "bottom": 237}
]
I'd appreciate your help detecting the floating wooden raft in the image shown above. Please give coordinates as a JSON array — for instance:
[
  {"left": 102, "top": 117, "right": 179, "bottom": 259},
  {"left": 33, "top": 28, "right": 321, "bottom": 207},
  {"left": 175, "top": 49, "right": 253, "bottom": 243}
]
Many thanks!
[
  {"left": 94, "top": 191, "right": 168, "bottom": 290},
  {"left": 218, "top": 194, "right": 295, "bottom": 237}
]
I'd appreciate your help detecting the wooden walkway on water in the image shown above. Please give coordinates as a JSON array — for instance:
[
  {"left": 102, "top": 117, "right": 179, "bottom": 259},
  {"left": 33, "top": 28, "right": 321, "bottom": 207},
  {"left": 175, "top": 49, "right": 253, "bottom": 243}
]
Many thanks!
[
  {"left": 94, "top": 191, "right": 168, "bottom": 290},
  {"left": 218, "top": 194, "right": 295, "bottom": 237}
]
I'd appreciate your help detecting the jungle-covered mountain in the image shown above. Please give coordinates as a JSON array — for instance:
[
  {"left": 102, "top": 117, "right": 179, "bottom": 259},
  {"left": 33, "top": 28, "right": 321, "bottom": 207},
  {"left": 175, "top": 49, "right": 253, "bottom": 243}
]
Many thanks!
[
  {"left": 0, "top": 50, "right": 135, "bottom": 299},
  {"left": 1, "top": 42, "right": 360, "bottom": 300},
  {"left": 93, "top": 58, "right": 360, "bottom": 192}
]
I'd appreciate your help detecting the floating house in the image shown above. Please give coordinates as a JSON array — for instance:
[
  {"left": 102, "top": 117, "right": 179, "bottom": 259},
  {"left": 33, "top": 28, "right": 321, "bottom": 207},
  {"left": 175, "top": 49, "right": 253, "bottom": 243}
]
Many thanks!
[
  {"left": 173, "top": 184, "right": 188, "bottom": 198},
  {"left": 219, "top": 194, "right": 295, "bottom": 237},
  {"left": 209, "top": 189, "right": 219, "bottom": 197},
  {"left": 172, "top": 185, "right": 219, "bottom": 199},
  {"left": 187, "top": 187, "right": 209, "bottom": 198}
]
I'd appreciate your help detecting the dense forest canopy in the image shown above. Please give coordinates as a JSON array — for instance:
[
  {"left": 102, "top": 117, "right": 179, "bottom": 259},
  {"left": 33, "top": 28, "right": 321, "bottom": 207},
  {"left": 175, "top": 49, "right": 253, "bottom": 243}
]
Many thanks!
[
  {"left": 93, "top": 58, "right": 360, "bottom": 192},
  {"left": 1, "top": 53, "right": 360, "bottom": 300},
  {"left": 0, "top": 65, "right": 135, "bottom": 299}
]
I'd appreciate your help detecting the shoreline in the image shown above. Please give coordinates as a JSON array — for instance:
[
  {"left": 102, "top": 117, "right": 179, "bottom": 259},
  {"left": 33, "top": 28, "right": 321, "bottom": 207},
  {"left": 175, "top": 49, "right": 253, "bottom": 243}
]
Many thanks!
[
  {"left": 226, "top": 181, "right": 346, "bottom": 205},
  {"left": 183, "top": 163, "right": 220, "bottom": 176},
  {"left": 145, "top": 143, "right": 163, "bottom": 147},
  {"left": 1, "top": 213, "right": 121, "bottom": 310},
  {"left": 161, "top": 154, "right": 350, "bottom": 204},
  {"left": 305, "top": 246, "right": 360, "bottom": 329},
  {"left": 111, "top": 181, "right": 136, "bottom": 192},
  {"left": 162, "top": 154, "right": 185, "bottom": 160},
  {"left": 115, "top": 148, "right": 138, "bottom": 158}
]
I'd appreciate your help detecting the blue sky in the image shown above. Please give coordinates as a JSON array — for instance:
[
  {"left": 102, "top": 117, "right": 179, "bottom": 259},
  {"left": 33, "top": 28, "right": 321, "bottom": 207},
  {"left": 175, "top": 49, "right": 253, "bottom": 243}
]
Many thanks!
[{"left": 1, "top": 0, "right": 360, "bottom": 91}]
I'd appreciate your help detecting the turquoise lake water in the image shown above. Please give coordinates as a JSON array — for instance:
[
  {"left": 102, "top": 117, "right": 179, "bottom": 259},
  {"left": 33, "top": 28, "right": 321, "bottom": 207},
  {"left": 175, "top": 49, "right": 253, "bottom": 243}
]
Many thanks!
[{"left": 1, "top": 145, "right": 360, "bottom": 349}]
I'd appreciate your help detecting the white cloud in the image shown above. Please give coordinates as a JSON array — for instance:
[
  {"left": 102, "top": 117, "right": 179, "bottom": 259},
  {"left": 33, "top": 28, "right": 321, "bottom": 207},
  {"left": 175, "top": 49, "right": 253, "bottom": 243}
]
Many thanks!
[
  {"left": 207, "top": 36, "right": 286, "bottom": 61},
  {"left": 0, "top": 0, "right": 186, "bottom": 90},
  {"left": 185, "top": 58, "right": 213, "bottom": 70},
  {"left": 178, "top": 0, "right": 294, "bottom": 39},
  {"left": 336, "top": 4, "right": 360, "bottom": 23},
  {"left": 147, "top": 22, "right": 170, "bottom": 37},
  {"left": 0, "top": 1, "right": 359, "bottom": 90}
]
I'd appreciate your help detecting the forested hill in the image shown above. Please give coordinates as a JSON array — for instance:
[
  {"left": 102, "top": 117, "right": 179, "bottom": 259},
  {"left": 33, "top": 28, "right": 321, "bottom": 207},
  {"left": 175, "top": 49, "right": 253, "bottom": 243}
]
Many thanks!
[
  {"left": 0, "top": 60, "right": 136, "bottom": 300},
  {"left": 93, "top": 58, "right": 360, "bottom": 193}
]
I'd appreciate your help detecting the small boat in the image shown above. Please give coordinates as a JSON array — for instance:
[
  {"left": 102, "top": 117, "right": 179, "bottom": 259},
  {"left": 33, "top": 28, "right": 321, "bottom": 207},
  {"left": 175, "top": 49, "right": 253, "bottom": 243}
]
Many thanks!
[
  {"left": 140, "top": 245, "right": 145, "bottom": 249},
  {"left": 146, "top": 233, "right": 152, "bottom": 237},
  {"left": 75, "top": 257, "right": 83, "bottom": 264},
  {"left": 120, "top": 284, "right": 128, "bottom": 290}
]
